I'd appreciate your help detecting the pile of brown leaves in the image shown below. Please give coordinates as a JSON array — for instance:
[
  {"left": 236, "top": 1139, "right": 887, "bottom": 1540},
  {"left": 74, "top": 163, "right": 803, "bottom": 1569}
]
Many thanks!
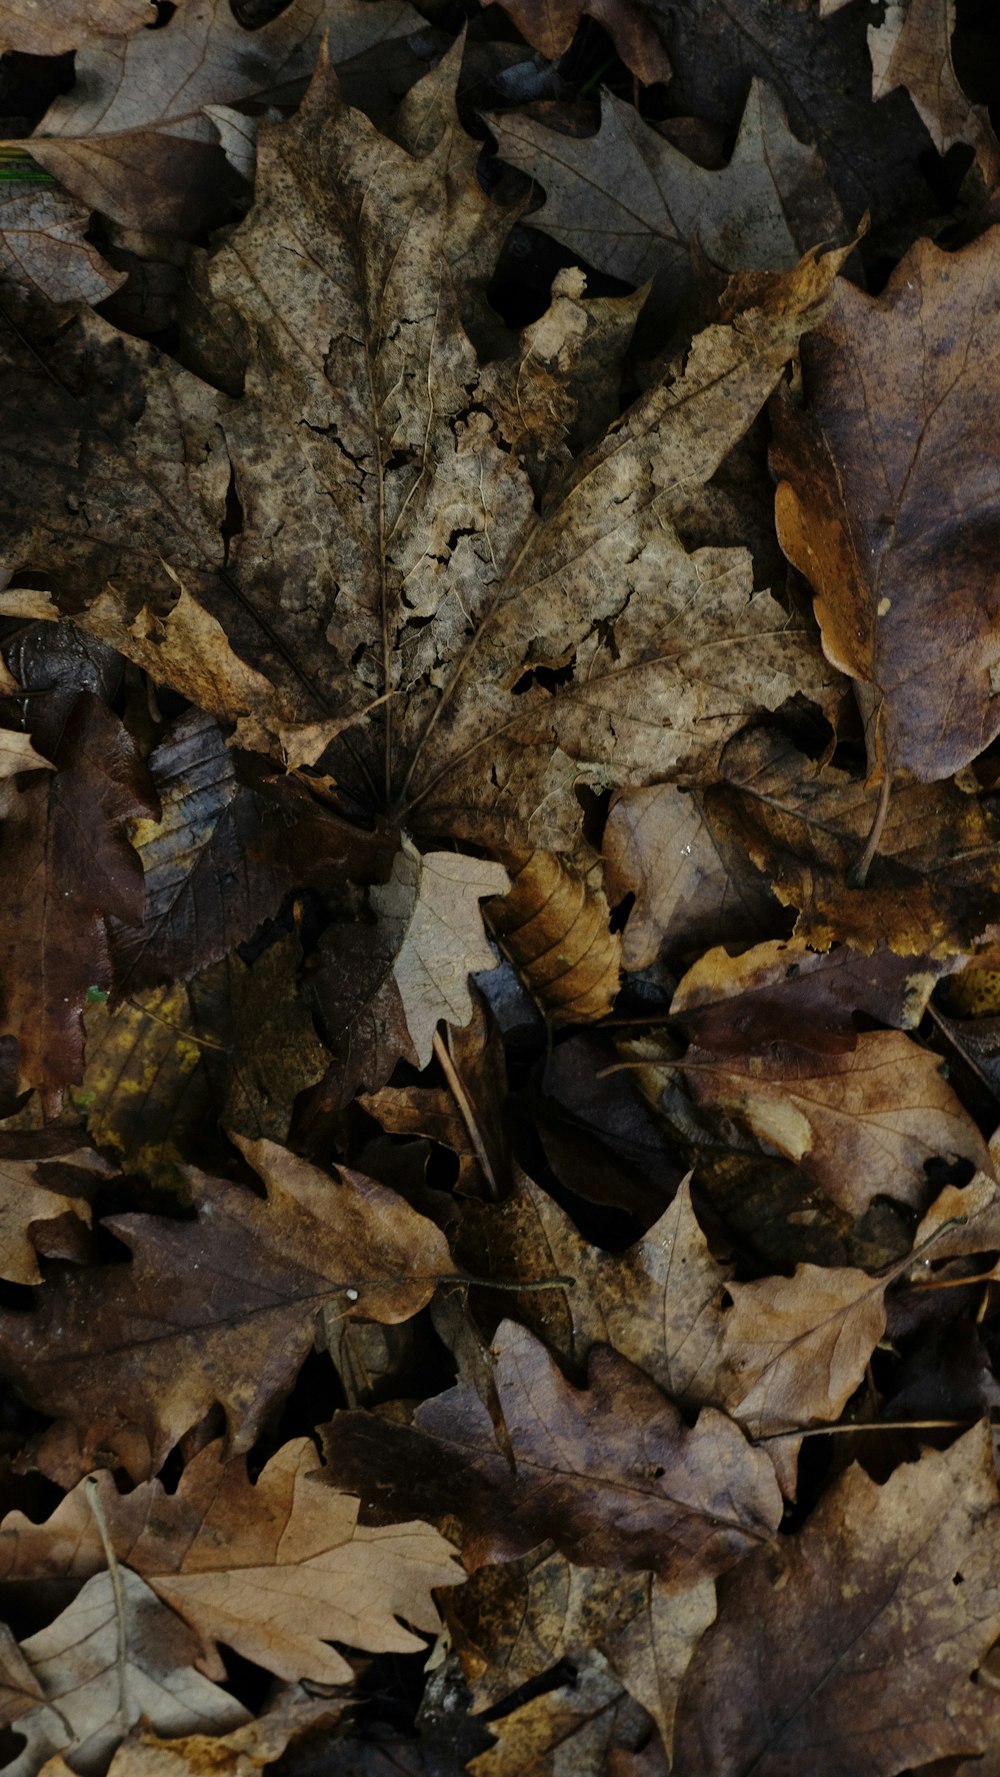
[{"left": 2, "top": 0, "right": 1000, "bottom": 1772}]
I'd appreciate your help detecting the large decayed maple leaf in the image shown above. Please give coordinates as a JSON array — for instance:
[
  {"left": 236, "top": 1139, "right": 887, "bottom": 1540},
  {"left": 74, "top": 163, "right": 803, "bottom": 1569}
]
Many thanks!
[{"left": 1, "top": 45, "right": 839, "bottom": 858}]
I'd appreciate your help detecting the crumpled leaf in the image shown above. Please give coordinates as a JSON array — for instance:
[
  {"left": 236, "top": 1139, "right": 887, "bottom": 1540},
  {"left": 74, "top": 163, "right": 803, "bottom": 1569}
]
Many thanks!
[
  {"left": 486, "top": 851, "right": 620, "bottom": 1024},
  {"left": 0, "top": 691, "right": 157, "bottom": 1091},
  {"left": 672, "top": 1423, "right": 1000, "bottom": 1776},
  {"left": 0, "top": 182, "right": 124, "bottom": 307},
  {"left": 104, "top": 1688, "right": 350, "bottom": 1777},
  {"left": 0, "top": 1139, "right": 103, "bottom": 1285},
  {"left": 0, "top": 1570, "right": 249, "bottom": 1777},
  {"left": 19, "top": 0, "right": 425, "bottom": 235},
  {"left": 0, "top": 1136, "right": 455, "bottom": 1482},
  {"left": 489, "top": 78, "right": 843, "bottom": 316},
  {"left": 773, "top": 228, "right": 1000, "bottom": 782},
  {"left": 469, "top": 1650, "right": 660, "bottom": 1777},
  {"left": 0, "top": 54, "right": 843, "bottom": 860},
  {"left": 870, "top": 0, "right": 1000, "bottom": 186},
  {"left": 0, "top": 1437, "right": 464, "bottom": 1686}
]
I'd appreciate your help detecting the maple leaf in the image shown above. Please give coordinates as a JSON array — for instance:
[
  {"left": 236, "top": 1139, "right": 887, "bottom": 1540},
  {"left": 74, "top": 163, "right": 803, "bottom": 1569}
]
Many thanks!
[
  {"left": 0, "top": 1570, "right": 249, "bottom": 1777},
  {"left": 0, "top": 49, "right": 842, "bottom": 862},
  {"left": 0, "top": 1438, "right": 464, "bottom": 1686},
  {"left": 0, "top": 691, "right": 157, "bottom": 1091},
  {"left": 0, "top": 1137, "right": 455, "bottom": 1482},
  {"left": 489, "top": 79, "right": 843, "bottom": 320},
  {"left": 773, "top": 229, "right": 1000, "bottom": 784},
  {"left": 671, "top": 1423, "right": 1000, "bottom": 1776},
  {"left": 13, "top": 0, "right": 423, "bottom": 235}
]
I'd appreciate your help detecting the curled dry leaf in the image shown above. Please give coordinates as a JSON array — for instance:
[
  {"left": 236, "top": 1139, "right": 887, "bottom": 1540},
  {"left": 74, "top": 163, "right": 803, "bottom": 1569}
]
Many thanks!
[
  {"left": 0, "top": 1137, "right": 455, "bottom": 1482},
  {"left": 0, "top": 1571, "right": 249, "bottom": 1777},
  {"left": 672, "top": 1424, "right": 1000, "bottom": 1776},
  {"left": 0, "top": 1438, "right": 464, "bottom": 1686},
  {"left": 773, "top": 228, "right": 1000, "bottom": 782},
  {"left": 486, "top": 851, "right": 620, "bottom": 1024}
]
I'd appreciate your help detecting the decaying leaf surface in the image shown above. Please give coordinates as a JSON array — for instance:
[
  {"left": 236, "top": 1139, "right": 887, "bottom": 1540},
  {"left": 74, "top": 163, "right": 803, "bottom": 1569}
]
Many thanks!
[
  {"left": 0, "top": 52, "right": 842, "bottom": 858},
  {"left": 490, "top": 79, "right": 843, "bottom": 313},
  {"left": 0, "top": 0, "right": 149, "bottom": 54},
  {"left": 773, "top": 229, "right": 1000, "bottom": 781},
  {"left": 679, "top": 1028, "right": 989, "bottom": 1216},
  {"left": 0, "top": 1138, "right": 455, "bottom": 1481},
  {"left": 469, "top": 1650, "right": 660, "bottom": 1777},
  {"left": 672, "top": 1424, "right": 1000, "bottom": 1776},
  {"left": 0, "top": 1570, "right": 249, "bottom": 1777},
  {"left": 0, "top": 692, "right": 157, "bottom": 1091},
  {"left": 0, "top": 1438, "right": 463, "bottom": 1686}
]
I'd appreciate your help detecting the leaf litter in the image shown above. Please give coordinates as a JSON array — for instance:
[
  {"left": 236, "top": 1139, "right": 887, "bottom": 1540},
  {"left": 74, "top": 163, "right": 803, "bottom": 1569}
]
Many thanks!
[{"left": 1, "top": 2, "right": 1000, "bottom": 1774}]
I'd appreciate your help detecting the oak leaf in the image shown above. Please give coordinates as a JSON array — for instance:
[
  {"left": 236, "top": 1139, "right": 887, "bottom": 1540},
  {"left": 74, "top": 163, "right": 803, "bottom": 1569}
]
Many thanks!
[
  {"left": 483, "top": 0, "right": 672, "bottom": 84},
  {"left": 409, "top": 1318, "right": 782, "bottom": 1581},
  {"left": 672, "top": 1423, "right": 1000, "bottom": 1775},
  {"left": 0, "top": 1571, "right": 249, "bottom": 1777},
  {"left": 0, "top": 1137, "right": 455, "bottom": 1482},
  {"left": 0, "top": 51, "right": 842, "bottom": 861},
  {"left": 17, "top": 0, "right": 424, "bottom": 235},
  {"left": 773, "top": 228, "right": 1000, "bottom": 782},
  {"left": 0, "top": 182, "right": 124, "bottom": 307},
  {"left": 490, "top": 79, "right": 843, "bottom": 317},
  {"left": 0, "top": 0, "right": 149, "bottom": 54},
  {"left": 0, "top": 1438, "right": 464, "bottom": 1686}
]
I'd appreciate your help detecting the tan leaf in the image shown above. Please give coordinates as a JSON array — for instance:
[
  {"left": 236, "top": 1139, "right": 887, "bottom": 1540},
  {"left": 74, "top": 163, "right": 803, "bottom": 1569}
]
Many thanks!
[
  {"left": 486, "top": 851, "right": 620, "bottom": 1024},
  {"left": 0, "top": 0, "right": 150, "bottom": 55},
  {"left": 469, "top": 1650, "right": 659, "bottom": 1777},
  {"left": 0, "top": 1438, "right": 464, "bottom": 1686},
  {"left": 483, "top": 0, "right": 672, "bottom": 83},
  {"left": 0, "top": 1571, "right": 248, "bottom": 1777},
  {"left": 0, "top": 728, "right": 52, "bottom": 778},
  {"left": 105, "top": 1689, "right": 349, "bottom": 1777},
  {"left": 870, "top": 0, "right": 1000, "bottom": 185},
  {"left": 20, "top": 0, "right": 424, "bottom": 234}
]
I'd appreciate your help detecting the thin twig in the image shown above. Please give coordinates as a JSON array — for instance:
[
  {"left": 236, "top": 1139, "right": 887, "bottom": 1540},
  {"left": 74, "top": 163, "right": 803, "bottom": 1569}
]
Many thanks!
[
  {"left": 847, "top": 769, "right": 892, "bottom": 888},
  {"left": 433, "top": 1028, "right": 500, "bottom": 1200},
  {"left": 84, "top": 1476, "right": 129, "bottom": 1733}
]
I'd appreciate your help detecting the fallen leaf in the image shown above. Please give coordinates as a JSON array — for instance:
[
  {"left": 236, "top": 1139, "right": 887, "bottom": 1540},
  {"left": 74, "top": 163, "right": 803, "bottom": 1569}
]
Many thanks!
[
  {"left": 0, "top": 692, "right": 157, "bottom": 1091},
  {"left": 105, "top": 1689, "right": 349, "bottom": 1777},
  {"left": 0, "top": 0, "right": 150, "bottom": 54},
  {"left": 0, "top": 1137, "right": 456, "bottom": 1481},
  {"left": 490, "top": 79, "right": 843, "bottom": 317},
  {"left": 0, "top": 1140, "right": 101, "bottom": 1285},
  {"left": 220, "top": 930, "right": 328, "bottom": 1143},
  {"left": 679, "top": 1028, "right": 989, "bottom": 1217},
  {"left": 869, "top": 0, "right": 1000, "bottom": 185},
  {"left": 484, "top": 0, "right": 672, "bottom": 84},
  {"left": 418, "top": 1319, "right": 782, "bottom": 1582},
  {"left": 0, "top": 1571, "right": 249, "bottom": 1777},
  {"left": 603, "top": 781, "right": 780, "bottom": 970},
  {"left": 672, "top": 1423, "right": 1000, "bottom": 1775},
  {"left": 0, "top": 53, "right": 842, "bottom": 861},
  {"left": 0, "top": 1438, "right": 464, "bottom": 1685},
  {"left": 469, "top": 1650, "right": 659, "bottom": 1777},
  {"left": 772, "top": 228, "right": 1000, "bottom": 782},
  {"left": 486, "top": 851, "right": 620, "bottom": 1024},
  {"left": 19, "top": 0, "right": 424, "bottom": 235},
  {"left": 0, "top": 181, "right": 124, "bottom": 307},
  {"left": 0, "top": 728, "right": 52, "bottom": 778}
]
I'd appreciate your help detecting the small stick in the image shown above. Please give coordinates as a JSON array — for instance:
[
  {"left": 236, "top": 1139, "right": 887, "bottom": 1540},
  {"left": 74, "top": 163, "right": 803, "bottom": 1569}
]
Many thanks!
[
  {"left": 756, "top": 1418, "right": 970, "bottom": 1444},
  {"left": 84, "top": 1476, "right": 129, "bottom": 1734},
  {"left": 433, "top": 1029, "right": 500, "bottom": 1201},
  {"left": 848, "top": 769, "right": 892, "bottom": 888}
]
